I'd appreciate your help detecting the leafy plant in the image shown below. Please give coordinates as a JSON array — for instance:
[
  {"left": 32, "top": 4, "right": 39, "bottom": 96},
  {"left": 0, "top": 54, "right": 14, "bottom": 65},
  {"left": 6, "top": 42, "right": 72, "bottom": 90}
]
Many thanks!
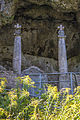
[{"left": 0, "top": 76, "right": 80, "bottom": 119}]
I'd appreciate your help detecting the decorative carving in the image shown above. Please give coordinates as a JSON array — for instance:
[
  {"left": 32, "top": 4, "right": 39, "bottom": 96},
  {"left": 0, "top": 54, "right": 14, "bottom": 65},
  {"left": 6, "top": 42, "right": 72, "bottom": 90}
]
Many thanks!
[
  {"left": 14, "top": 24, "right": 21, "bottom": 36},
  {"left": 58, "top": 25, "right": 66, "bottom": 37}
]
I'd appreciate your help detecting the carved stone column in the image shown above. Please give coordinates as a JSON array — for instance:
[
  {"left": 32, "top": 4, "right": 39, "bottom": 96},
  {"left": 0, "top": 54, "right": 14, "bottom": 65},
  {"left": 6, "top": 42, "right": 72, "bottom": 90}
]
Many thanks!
[
  {"left": 58, "top": 25, "right": 69, "bottom": 89},
  {"left": 13, "top": 24, "right": 21, "bottom": 75}
]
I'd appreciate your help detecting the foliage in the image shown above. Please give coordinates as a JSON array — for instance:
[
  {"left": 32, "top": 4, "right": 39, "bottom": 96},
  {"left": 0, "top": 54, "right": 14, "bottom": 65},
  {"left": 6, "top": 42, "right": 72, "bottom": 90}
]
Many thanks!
[{"left": 0, "top": 76, "right": 80, "bottom": 119}]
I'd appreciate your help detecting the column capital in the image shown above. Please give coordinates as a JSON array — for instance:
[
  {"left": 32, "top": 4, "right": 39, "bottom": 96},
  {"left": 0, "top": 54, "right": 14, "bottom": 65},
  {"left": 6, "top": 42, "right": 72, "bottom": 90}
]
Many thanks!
[
  {"left": 58, "top": 25, "right": 66, "bottom": 38},
  {"left": 14, "top": 23, "right": 21, "bottom": 29},
  {"left": 14, "top": 23, "right": 21, "bottom": 36}
]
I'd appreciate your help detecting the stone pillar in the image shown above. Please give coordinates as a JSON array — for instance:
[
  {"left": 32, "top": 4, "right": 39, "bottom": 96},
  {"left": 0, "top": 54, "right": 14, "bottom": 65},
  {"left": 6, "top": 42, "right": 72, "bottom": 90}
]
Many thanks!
[
  {"left": 13, "top": 24, "right": 21, "bottom": 75},
  {"left": 58, "top": 25, "right": 69, "bottom": 89}
]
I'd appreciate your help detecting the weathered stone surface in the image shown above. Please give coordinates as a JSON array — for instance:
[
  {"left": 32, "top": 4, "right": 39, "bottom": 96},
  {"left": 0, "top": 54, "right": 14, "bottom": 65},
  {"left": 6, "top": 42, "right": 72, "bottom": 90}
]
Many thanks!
[
  {"left": 68, "top": 55, "right": 80, "bottom": 72},
  {"left": 13, "top": 23, "right": 21, "bottom": 75},
  {"left": 22, "top": 54, "right": 57, "bottom": 72},
  {"left": 22, "top": 66, "right": 48, "bottom": 97},
  {"left": 19, "top": 0, "right": 79, "bottom": 12},
  {"left": 0, "top": 69, "right": 17, "bottom": 88},
  {"left": 0, "top": 65, "right": 6, "bottom": 71},
  {"left": 0, "top": 0, "right": 18, "bottom": 27},
  {"left": 58, "top": 25, "right": 68, "bottom": 73},
  {"left": 58, "top": 25, "right": 69, "bottom": 89}
]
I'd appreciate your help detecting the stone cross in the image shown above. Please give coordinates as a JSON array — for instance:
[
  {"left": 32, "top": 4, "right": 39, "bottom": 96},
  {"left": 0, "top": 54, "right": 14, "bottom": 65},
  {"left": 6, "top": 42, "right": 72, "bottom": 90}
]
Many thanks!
[
  {"left": 58, "top": 25, "right": 65, "bottom": 37},
  {"left": 58, "top": 24, "right": 64, "bottom": 30},
  {"left": 58, "top": 25, "right": 69, "bottom": 89},
  {"left": 13, "top": 23, "right": 21, "bottom": 75},
  {"left": 0, "top": 0, "right": 5, "bottom": 11}
]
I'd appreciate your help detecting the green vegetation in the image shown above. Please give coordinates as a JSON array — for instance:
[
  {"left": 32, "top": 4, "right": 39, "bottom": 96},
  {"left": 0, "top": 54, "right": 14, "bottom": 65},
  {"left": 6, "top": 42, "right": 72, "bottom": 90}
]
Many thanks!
[{"left": 0, "top": 76, "right": 80, "bottom": 120}]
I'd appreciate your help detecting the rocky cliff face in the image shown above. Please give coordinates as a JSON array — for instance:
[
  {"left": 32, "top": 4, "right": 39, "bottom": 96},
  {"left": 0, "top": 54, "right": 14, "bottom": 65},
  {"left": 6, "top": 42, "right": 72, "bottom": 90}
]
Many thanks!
[{"left": 0, "top": 0, "right": 80, "bottom": 72}]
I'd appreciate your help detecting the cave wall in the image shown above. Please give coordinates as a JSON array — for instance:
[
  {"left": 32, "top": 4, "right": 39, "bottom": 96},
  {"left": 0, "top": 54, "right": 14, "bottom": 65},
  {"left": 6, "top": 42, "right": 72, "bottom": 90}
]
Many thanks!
[{"left": 0, "top": 0, "right": 80, "bottom": 72}]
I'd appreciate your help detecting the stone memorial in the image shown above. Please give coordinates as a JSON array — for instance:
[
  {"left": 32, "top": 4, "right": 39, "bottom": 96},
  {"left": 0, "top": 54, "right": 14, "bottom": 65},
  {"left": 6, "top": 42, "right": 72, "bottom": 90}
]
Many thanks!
[
  {"left": 58, "top": 25, "right": 70, "bottom": 89},
  {"left": 13, "top": 23, "right": 21, "bottom": 75},
  {"left": 22, "top": 66, "right": 48, "bottom": 97}
]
